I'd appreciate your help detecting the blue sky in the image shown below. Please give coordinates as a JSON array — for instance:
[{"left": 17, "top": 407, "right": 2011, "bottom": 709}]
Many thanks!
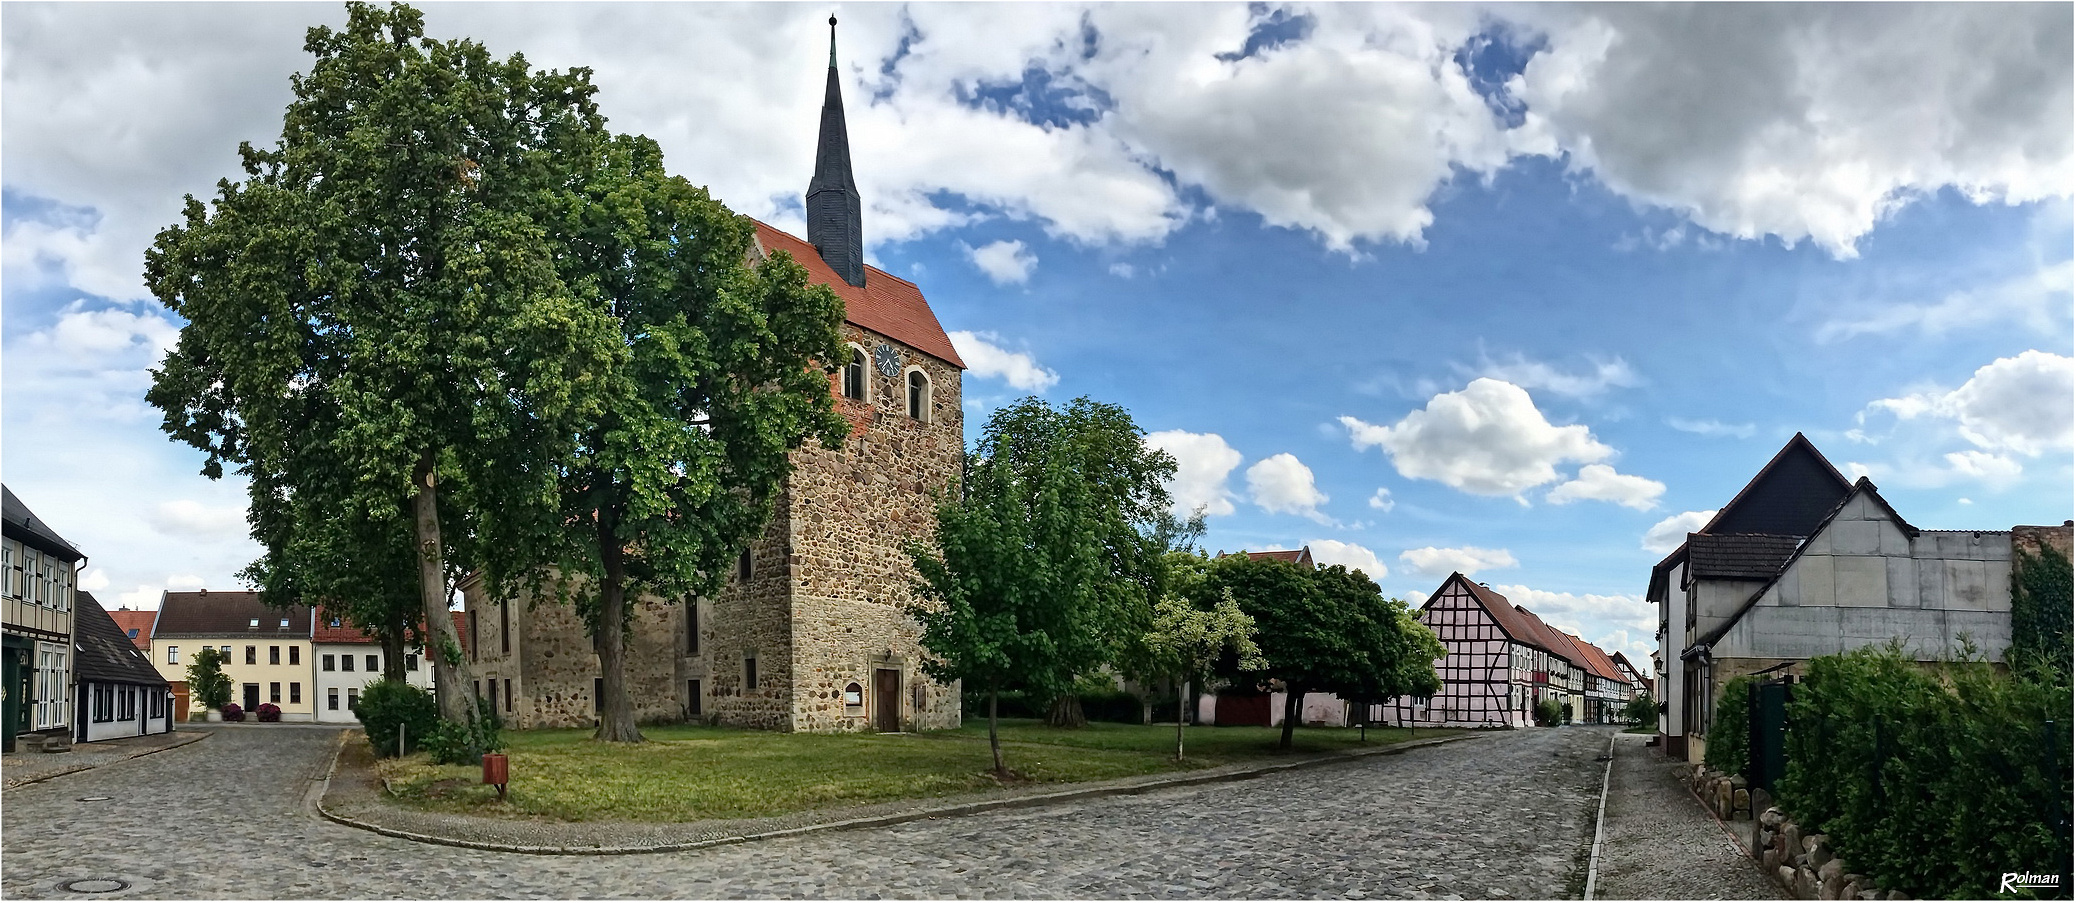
[{"left": 4, "top": 3, "right": 2071, "bottom": 664}]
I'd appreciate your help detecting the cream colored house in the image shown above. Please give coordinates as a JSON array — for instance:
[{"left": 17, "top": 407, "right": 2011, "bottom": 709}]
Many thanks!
[{"left": 151, "top": 591, "right": 315, "bottom": 722}]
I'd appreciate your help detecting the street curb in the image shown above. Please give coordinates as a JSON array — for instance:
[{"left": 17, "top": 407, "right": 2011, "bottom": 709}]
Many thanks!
[
  {"left": 317, "top": 731, "right": 1485, "bottom": 856},
  {"left": 1, "top": 730, "right": 210, "bottom": 791},
  {"left": 1583, "top": 731, "right": 1617, "bottom": 899}
]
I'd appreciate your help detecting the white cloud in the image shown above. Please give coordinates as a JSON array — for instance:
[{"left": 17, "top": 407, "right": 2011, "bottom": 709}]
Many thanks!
[
  {"left": 1367, "top": 487, "right": 1395, "bottom": 512},
  {"left": 1487, "top": 583, "right": 1653, "bottom": 637},
  {"left": 1466, "top": 352, "right": 1641, "bottom": 398},
  {"left": 1508, "top": 4, "right": 2073, "bottom": 257},
  {"left": 1305, "top": 538, "right": 1388, "bottom": 580},
  {"left": 1398, "top": 545, "right": 1519, "bottom": 579},
  {"left": 1144, "top": 430, "right": 1242, "bottom": 518},
  {"left": 947, "top": 330, "right": 1059, "bottom": 392},
  {"left": 147, "top": 500, "right": 250, "bottom": 540},
  {"left": 1547, "top": 463, "right": 1665, "bottom": 510},
  {"left": 1818, "top": 259, "right": 2073, "bottom": 343},
  {"left": 963, "top": 239, "right": 1038, "bottom": 285},
  {"left": 1342, "top": 378, "right": 1613, "bottom": 497},
  {"left": 78, "top": 569, "right": 110, "bottom": 592},
  {"left": 1667, "top": 418, "right": 1756, "bottom": 439},
  {"left": 1245, "top": 453, "right": 1332, "bottom": 524},
  {"left": 1642, "top": 509, "right": 1716, "bottom": 554},
  {"left": 1866, "top": 350, "right": 2075, "bottom": 457}
]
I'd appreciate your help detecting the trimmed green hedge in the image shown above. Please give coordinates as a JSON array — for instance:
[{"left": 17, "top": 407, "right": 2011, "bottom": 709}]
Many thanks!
[
  {"left": 1776, "top": 643, "right": 2071, "bottom": 899},
  {"left": 1704, "top": 674, "right": 1756, "bottom": 776}
]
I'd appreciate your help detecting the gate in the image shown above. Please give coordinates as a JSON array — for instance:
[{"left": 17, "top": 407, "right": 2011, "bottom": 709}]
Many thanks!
[{"left": 1746, "top": 675, "right": 1792, "bottom": 794}]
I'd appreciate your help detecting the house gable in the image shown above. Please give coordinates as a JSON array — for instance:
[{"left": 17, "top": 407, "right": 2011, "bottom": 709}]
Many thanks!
[{"left": 1697, "top": 433, "right": 1853, "bottom": 538}]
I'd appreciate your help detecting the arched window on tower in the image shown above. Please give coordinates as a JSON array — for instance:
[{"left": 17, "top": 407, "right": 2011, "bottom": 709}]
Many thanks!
[
  {"left": 906, "top": 369, "right": 931, "bottom": 422},
  {"left": 841, "top": 346, "right": 866, "bottom": 400}
]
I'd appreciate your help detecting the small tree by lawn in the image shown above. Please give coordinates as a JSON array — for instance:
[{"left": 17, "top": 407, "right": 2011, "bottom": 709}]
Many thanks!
[
  {"left": 1140, "top": 590, "right": 1265, "bottom": 761},
  {"left": 185, "top": 647, "right": 233, "bottom": 716}
]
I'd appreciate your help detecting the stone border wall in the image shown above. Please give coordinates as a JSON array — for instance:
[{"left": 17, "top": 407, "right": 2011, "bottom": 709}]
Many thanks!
[{"left": 1755, "top": 805, "right": 1909, "bottom": 900}]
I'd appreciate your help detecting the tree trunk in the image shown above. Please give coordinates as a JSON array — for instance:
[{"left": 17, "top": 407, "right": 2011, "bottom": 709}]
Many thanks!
[
  {"left": 593, "top": 504, "right": 643, "bottom": 743},
  {"left": 1046, "top": 693, "right": 1086, "bottom": 728},
  {"left": 1175, "top": 677, "right": 1187, "bottom": 761},
  {"left": 415, "top": 451, "right": 479, "bottom": 725},
  {"left": 1278, "top": 685, "right": 1301, "bottom": 750},
  {"left": 379, "top": 617, "right": 407, "bottom": 684},
  {"left": 988, "top": 684, "right": 1004, "bottom": 776}
]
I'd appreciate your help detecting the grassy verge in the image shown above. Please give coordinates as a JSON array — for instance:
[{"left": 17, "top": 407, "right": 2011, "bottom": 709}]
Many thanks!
[
  {"left": 1622, "top": 724, "right": 1657, "bottom": 734},
  {"left": 373, "top": 718, "right": 1461, "bottom": 823}
]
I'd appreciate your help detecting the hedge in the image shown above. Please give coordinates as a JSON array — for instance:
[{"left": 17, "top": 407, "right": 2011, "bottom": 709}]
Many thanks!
[
  {"left": 1703, "top": 674, "right": 1755, "bottom": 776},
  {"left": 1776, "top": 643, "right": 2072, "bottom": 899}
]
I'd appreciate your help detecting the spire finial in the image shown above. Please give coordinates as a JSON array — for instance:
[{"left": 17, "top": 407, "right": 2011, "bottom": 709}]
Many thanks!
[{"left": 828, "top": 15, "right": 838, "bottom": 68}]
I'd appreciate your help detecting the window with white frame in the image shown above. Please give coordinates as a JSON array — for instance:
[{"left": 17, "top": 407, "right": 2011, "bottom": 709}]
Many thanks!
[
  {"left": 1, "top": 541, "right": 14, "bottom": 598},
  {"left": 35, "top": 643, "right": 67, "bottom": 729},
  {"left": 841, "top": 345, "right": 868, "bottom": 400},
  {"left": 905, "top": 368, "right": 931, "bottom": 421},
  {"left": 167, "top": 645, "right": 180, "bottom": 665}
]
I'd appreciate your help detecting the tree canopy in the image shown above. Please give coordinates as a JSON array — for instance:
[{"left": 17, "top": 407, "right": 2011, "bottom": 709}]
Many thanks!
[{"left": 147, "top": 1, "right": 622, "bottom": 724}]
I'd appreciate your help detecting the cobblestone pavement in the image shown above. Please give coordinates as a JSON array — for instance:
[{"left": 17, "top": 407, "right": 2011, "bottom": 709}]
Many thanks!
[
  {"left": 2, "top": 728, "right": 207, "bottom": 788},
  {"left": 1592, "top": 731, "right": 1782, "bottom": 900},
  {"left": 3, "top": 724, "right": 1610, "bottom": 899}
]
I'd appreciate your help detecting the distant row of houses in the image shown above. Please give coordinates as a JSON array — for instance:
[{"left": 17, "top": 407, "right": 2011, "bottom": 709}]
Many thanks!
[
  {"left": 1178, "top": 547, "right": 1647, "bottom": 730},
  {"left": 4, "top": 484, "right": 458, "bottom": 752}
]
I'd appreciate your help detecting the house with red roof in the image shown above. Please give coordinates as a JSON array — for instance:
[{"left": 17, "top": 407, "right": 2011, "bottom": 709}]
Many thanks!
[
  {"left": 310, "top": 604, "right": 439, "bottom": 724},
  {"left": 460, "top": 21, "right": 967, "bottom": 733},
  {"left": 1377, "top": 572, "right": 1630, "bottom": 728}
]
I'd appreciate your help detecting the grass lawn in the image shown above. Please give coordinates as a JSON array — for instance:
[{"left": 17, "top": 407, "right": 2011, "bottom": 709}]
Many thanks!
[{"left": 373, "top": 718, "right": 1460, "bottom": 823}]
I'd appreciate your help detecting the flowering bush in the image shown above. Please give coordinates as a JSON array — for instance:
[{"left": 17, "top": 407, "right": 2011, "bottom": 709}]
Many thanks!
[
  {"left": 221, "top": 702, "right": 245, "bottom": 722},
  {"left": 256, "top": 702, "right": 282, "bottom": 723}
]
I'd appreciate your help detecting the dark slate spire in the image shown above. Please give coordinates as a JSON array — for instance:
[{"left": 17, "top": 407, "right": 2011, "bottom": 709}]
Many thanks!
[{"left": 806, "top": 14, "right": 865, "bottom": 287}]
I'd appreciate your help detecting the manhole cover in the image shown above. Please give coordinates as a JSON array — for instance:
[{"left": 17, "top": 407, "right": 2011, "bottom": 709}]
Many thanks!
[{"left": 35, "top": 875, "right": 155, "bottom": 897}]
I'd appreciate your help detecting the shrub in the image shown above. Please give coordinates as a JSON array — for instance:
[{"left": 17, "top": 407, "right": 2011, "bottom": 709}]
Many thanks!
[
  {"left": 1622, "top": 691, "right": 1657, "bottom": 727},
  {"left": 1533, "top": 698, "right": 1562, "bottom": 726},
  {"left": 1776, "top": 643, "right": 2072, "bottom": 898},
  {"left": 255, "top": 702, "right": 282, "bottom": 723},
  {"left": 1704, "top": 674, "right": 1756, "bottom": 776},
  {"left": 1079, "top": 688, "right": 1146, "bottom": 725},
  {"left": 421, "top": 701, "right": 504, "bottom": 766},
  {"left": 185, "top": 647, "right": 233, "bottom": 713},
  {"left": 353, "top": 679, "right": 438, "bottom": 758},
  {"left": 221, "top": 702, "right": 244, "bottom": 722}
]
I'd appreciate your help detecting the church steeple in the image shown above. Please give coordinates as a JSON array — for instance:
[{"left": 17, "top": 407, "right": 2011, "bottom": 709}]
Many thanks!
[{"left": 806, "top": 14, "right": 864, "bottom": 287}]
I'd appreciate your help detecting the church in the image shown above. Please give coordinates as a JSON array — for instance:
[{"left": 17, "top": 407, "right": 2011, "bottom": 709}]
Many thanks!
[{"left": 460, "top": 21, "right": 967, "bottom": 733}]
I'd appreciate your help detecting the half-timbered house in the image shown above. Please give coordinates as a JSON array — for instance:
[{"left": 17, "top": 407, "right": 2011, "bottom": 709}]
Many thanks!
[{"left": 1379, "top": 572, "right": 1627, "bottom": 728}]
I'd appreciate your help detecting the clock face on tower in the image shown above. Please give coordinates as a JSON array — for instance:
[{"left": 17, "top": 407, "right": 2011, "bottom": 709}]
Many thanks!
[{"left": 873, "top": 343, "right": 903, "bottom": 377}]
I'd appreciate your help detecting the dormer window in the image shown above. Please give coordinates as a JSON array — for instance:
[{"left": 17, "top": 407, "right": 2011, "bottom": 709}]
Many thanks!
[
  {"left": 280, "top": 618, "right": 290, "bottom": 629},
  {"left": 248, "top": 618, "right": 259, "bottom": 628},
  {"left": 906, "top": 369, "right": 931, "bottom": 422},
  {"left": 841, "top": 346, "right": 867, "bottom": 400},
  {"left": 330, "top": 618, "right": 342, "bottom": 628}
]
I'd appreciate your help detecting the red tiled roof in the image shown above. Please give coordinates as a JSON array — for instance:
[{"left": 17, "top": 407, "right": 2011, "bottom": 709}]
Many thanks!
[
  {"left": 751, "top": 220, "right": 965, "bottom": 369},
  {"left": 1241, "top": 548, "right": 1314, "bottom": 568},
  {"left": 1448, "top": 577, "right": 1542, "bottom": 650},
  {"left": 108, "top": 608, "right": 156, "bottom": 650},
  {"left": 311, "top": 603, "right": 377, "bottom": 645},
  {"left": 1564, "top": 631, "right": 1629, "bottom": 683}
]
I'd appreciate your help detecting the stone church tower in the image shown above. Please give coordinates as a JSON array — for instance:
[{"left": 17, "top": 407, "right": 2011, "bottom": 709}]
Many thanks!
[{"left": 461, "top": 19, "right": 967, "bottom": 732}]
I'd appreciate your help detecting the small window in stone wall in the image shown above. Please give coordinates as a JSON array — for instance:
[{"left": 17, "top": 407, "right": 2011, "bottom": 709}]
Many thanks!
[
  {"left": 843, "top": 682, "right": 863, "bottom": 709},
  {"left": 745, "top": 655, "right": 758, "bottom": 691},
  {"left": 736, "top": 548, "right": 752, "bottom": 582}
]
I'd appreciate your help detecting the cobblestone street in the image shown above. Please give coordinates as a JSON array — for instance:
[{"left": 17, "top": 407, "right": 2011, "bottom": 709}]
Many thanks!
[{"left": 4, "top": 724, "right": 1609, "bottom": 899}]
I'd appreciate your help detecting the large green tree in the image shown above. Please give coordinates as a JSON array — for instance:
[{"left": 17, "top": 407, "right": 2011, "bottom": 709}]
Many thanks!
[
  {"left": 1202, "top": 554, "right": 1442, "bottom": 749},
  {"left": 531, "top": 132, "right": 849, "bottom": 743},
  {"left": 146, "top": 2, "right": 619, "bottom": 724},
  {"left": 907, "top": 431, "right": 1106, "bottom": 774},
  {"left": 969, "top": 397, "right": 1177, "bottom": 727}
]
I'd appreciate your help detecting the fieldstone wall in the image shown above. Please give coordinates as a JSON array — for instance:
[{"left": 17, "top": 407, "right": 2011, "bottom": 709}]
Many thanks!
[
  {"left": 783, "top": 323, "right": 964, "bottom": 732},
  {"left": 1754, "top": 805, "right": 1910, "bottom": 900},
  {"left": 460, "top": 321, "right": 963, "bottom": 733}
]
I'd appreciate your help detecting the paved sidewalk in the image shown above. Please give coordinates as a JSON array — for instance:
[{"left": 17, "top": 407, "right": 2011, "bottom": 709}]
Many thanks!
[
  {"left": 318, "top": 728, "right": 1486, "bottom": 854},
  {"left": 2, "top": 728, "right": 208, "bottom": 789},
  {"left": 1592, "top": 731, "right": 1782, "bottom": 900}
]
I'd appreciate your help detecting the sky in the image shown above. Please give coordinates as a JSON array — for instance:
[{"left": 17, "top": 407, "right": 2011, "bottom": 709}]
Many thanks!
[{"left": 4, "top": 2, "right": 2072, "bottom": 666}]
